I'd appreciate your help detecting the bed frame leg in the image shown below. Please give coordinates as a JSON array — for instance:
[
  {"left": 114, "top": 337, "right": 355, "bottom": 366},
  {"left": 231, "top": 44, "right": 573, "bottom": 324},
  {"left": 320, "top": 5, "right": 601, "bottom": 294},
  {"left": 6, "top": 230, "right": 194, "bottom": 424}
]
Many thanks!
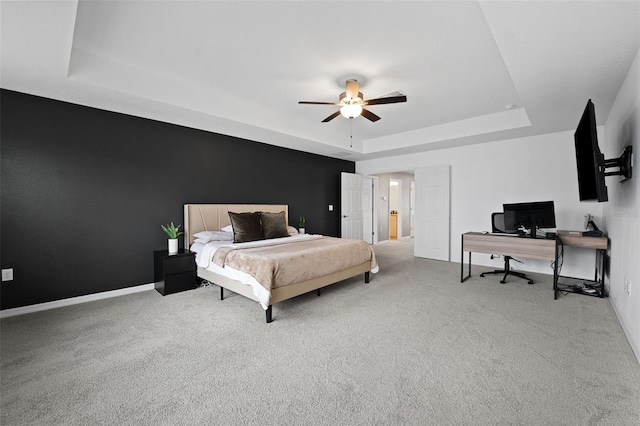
[
  {"left": 220, "top": 287, "right": 224, "bottom": 300},
  {"left": 316, "top": 288, "right": 321, "bottom": 296},
  {"left": 365, "top": 271, "right": 370, "bottom": 283},
  {"left": 266, "top": 306, "right": 273, "bottom": 323}
]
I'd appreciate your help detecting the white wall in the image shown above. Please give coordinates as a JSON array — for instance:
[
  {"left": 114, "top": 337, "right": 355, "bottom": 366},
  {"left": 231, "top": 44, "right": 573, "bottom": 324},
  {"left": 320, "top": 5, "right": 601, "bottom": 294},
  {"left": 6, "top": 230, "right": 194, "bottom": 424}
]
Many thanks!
[
  {"left": 357, "top": 130, "right": 603, "bottom": 279},
  {"left": 603, "top": 46, "right": 640, "bottom": 361}
]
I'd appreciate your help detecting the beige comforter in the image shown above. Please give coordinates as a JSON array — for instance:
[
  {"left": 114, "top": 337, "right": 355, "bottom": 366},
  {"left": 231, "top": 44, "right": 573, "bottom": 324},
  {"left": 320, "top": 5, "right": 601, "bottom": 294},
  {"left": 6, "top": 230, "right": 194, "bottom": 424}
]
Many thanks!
[{"left": 212, "top": 236, "right": 377, "bottom": 292}]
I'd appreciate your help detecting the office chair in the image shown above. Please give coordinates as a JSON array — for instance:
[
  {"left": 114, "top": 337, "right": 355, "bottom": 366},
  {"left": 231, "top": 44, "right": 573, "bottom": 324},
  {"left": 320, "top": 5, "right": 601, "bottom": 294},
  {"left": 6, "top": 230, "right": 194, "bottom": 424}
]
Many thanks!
[{"left": 480, "top": 212, "right": 534, "bottom": 284}]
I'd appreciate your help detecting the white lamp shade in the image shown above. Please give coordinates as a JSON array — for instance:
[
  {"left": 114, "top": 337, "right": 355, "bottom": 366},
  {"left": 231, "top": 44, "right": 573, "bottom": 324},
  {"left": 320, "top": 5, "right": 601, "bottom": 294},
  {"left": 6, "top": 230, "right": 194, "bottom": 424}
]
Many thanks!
[{"left": 340, "top": 104, "right": 363, "bottom": 119}]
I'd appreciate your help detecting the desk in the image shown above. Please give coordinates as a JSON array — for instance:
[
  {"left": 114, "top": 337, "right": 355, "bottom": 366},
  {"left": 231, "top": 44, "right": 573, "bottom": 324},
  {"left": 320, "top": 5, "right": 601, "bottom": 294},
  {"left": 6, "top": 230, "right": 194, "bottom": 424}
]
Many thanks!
[
  {"left": 461, "top": 232, "right": 557, "bottom": 284},
  {"left": 461, "top": 231, "right": 608, "bottom": 299}
]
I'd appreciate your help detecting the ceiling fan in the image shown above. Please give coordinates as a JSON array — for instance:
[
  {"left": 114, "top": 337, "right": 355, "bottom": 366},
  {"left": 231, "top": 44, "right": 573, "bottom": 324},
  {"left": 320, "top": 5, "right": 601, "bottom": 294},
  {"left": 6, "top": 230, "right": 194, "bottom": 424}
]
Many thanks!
[{"left": 299, "top": 79, "right": 407, "bottom": 122}]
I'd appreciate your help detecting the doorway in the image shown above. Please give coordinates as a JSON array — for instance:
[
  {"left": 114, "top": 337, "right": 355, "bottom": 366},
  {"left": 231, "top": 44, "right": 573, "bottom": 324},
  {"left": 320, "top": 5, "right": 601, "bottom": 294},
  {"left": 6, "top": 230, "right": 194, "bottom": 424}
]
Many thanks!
[
  {"left": 367, "top": 172, "right": 414, "bottom": 242},
  {"left": 389, "top": 179, "right": 401, "bottom": 240}
]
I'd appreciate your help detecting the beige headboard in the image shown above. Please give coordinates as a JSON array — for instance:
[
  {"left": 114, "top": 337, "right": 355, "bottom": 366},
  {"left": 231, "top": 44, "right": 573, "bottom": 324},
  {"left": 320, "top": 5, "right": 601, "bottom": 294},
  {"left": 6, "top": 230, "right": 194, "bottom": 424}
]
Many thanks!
[{"left": 184, "top": 204, "right": 289, "bottom": 247}]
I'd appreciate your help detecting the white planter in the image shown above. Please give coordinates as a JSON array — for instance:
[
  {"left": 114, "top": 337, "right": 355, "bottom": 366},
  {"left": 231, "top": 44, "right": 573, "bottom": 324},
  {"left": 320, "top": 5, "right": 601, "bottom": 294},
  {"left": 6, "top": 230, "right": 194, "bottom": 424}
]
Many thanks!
[
  {"left": 168, "top": 238, "right": 178, "bottom": 254},
  {"left": 299, "top": 228, "right": 305, "bottom": 234}
]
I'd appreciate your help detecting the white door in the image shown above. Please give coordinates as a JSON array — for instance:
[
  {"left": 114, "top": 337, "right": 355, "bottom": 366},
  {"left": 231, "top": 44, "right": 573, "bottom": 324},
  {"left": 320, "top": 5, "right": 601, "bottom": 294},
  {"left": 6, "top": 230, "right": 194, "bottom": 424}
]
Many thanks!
[
  {"left": 362, "top": 177, "right": 374, "bottom": 244},
  {"left": 414, "top": 165, "right": 450, "bottom": 260},
  {"left": 341, "top": 172, "right": 363, "bottom": 240}
]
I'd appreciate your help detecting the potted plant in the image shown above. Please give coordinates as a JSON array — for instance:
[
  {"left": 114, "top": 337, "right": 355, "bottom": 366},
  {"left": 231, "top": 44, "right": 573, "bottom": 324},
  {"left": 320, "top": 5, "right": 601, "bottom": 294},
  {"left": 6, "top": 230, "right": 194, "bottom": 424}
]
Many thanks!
[
  {"left": 161, "top": 222, "right": 184, "bottom": 253},
  {"left": 298, "top": 216, "right": 306, "bottom": 234}
]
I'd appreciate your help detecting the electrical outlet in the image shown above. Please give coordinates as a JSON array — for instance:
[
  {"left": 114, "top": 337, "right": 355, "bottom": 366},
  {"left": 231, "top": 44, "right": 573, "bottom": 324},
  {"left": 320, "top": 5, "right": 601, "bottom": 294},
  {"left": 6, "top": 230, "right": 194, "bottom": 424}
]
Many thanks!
[{"left": 2, "top": 268, "right": 14, "bottom": 282}]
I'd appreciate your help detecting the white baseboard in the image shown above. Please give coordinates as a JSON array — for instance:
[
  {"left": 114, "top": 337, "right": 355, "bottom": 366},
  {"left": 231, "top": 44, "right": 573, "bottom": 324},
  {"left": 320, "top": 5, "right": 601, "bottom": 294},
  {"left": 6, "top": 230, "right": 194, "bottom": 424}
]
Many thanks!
[{"left": 0, "top": 283, "right": 156, "bottom": 319}]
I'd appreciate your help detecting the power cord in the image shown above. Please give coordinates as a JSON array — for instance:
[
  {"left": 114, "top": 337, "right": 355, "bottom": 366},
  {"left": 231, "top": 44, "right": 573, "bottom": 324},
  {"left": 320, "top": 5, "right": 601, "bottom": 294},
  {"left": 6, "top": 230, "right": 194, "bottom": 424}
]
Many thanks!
[{"left": 551, "top": 236, "right": 564, "bottom": 275}]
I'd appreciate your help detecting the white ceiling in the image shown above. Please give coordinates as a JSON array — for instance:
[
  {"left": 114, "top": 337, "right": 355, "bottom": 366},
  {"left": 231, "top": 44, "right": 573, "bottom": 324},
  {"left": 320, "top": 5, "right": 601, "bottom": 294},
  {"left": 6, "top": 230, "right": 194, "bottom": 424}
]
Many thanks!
[{"left": 2, "top": 1, "right": 639, "bottom": 161}]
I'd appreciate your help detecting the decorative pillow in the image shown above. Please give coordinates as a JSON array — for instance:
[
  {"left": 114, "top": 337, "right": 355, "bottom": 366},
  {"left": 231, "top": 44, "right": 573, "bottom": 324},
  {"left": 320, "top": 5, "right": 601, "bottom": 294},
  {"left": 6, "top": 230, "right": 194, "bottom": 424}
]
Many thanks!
[
  {"left": 260, "top": 211, "right": 289, "bottom": 239},
  {"left": 193, "top": 230, "right": 234, "bottom": 242},
  {"left": 287, "top": 225, "right": 299, "bottom": 235},
  {"left": 228, "top": 212, "right": 264, "bottom": 243}
]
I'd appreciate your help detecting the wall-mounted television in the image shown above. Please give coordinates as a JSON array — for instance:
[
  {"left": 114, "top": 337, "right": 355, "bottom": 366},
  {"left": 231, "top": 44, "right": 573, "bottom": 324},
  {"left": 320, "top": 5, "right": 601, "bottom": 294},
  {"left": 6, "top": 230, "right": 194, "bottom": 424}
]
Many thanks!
[
  {"left": 573, "top": 99, "right": 633, "bottom": 203},
  {"left": 574, "top": 100, "right": 608, "bottom": 202}
]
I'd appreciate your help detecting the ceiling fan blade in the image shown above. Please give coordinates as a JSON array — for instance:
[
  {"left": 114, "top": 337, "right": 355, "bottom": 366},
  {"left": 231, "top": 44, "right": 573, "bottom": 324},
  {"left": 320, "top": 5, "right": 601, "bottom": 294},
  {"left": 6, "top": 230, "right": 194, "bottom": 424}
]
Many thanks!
[
  {"left": 299, "top": 101, "right": 340, "bottom": 105},
  {"left": 361, "top": 108, "right": 381, "bottom": 122},
  {"left": 363, "top": 95, "right": 407, "bottom": 106},
  {"left": 322, "top": 111, "right": 341, "bottom": 122}
]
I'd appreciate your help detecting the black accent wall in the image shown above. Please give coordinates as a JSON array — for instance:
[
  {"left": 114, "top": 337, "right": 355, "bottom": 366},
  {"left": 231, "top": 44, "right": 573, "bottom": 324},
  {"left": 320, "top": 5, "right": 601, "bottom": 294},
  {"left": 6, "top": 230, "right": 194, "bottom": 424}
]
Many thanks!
[{"left": 1, "top": 90, "right": 355, "bottom": 310}]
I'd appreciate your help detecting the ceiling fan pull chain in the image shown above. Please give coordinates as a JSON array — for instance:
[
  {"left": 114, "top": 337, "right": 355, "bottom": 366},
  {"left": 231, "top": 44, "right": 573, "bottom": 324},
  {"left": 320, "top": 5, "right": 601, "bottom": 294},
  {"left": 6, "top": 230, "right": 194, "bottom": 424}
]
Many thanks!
[{"left": 350, "top": 119, "right": 353, "bottom": 148}]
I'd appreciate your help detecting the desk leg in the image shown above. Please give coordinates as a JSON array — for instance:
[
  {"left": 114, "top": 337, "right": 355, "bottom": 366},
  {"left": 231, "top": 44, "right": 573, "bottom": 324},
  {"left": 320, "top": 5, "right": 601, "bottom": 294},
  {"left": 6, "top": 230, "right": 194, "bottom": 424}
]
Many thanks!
[
  {"left": 460, "top": 235, "right": 464, "bottom": 282},
  {"left": 596, "top": 249, "right": 606, "bottom": 298},
  {"left": 552, "top": 240, "right": 557, "bottom": 299},
  {"left": 461, "top": 252, "right": 472, "bottom": 283},
  {"left": 461, "top": 235, "right": 472, "bottom": 283}
]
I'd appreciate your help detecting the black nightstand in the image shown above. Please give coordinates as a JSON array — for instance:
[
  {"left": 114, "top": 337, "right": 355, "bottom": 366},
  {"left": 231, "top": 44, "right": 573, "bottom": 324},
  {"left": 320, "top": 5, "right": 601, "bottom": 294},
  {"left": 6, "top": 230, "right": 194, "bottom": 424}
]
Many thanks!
[{"left": 154, "top": 249, "right": 197, "bottom": 296}]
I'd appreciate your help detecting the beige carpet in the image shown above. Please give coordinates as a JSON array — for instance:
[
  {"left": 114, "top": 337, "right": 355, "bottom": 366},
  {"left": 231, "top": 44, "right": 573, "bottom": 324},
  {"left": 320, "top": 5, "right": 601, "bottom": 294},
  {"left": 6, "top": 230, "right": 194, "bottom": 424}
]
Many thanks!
[{"left": 2, "top": 238, "right": 639, "bottom": 425}]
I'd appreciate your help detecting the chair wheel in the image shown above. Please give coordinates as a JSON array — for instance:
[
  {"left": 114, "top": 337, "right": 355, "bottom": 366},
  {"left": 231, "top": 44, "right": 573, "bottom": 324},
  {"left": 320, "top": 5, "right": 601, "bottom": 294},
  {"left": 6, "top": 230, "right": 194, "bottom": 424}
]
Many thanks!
[
  {"left": 480, "top": 273, "right": 485, "bottom": 277},
  {"left": 500, "top": 280, "right": 507, "bottom": 284},
  {"left": 527, "top": 280, "right": 534, "bottom": 284}
]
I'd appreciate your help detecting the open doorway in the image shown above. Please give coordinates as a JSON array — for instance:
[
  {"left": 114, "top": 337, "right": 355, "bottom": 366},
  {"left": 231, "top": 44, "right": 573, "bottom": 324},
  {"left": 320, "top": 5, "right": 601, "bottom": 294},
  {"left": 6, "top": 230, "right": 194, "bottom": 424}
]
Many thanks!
[
  {"left": 370, "top": 172, "right": 414, "bottom": 243},
  {"left": 389, "top": 179, "right": 401, "bottom": 240}
]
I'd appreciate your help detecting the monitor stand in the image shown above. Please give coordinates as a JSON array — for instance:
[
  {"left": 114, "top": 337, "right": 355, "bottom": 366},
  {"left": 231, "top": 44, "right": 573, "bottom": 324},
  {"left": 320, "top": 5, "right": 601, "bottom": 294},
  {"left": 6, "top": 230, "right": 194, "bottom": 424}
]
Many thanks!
[{"left": 517, "top": 226, "right": 539, "bottom": 238}]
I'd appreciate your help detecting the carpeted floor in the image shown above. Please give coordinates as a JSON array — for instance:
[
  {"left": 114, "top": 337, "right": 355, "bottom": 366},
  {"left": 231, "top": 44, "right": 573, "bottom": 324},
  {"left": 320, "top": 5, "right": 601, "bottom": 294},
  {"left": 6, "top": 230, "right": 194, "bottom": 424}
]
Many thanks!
[{"left": 2, "top": 239, "right": 639, "bottom": 425}]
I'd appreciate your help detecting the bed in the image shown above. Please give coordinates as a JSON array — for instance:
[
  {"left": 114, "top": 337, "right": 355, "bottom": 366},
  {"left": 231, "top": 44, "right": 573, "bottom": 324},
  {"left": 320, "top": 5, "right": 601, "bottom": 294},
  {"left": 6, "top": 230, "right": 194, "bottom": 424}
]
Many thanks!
[{"left": 184, "top": 204, "right": 378, "bottom": 323}]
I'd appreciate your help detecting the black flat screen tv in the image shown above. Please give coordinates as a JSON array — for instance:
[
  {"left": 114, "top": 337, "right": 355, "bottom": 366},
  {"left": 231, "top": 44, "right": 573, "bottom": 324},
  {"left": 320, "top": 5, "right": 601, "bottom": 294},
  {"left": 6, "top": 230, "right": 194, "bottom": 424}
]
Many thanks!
[{"left": 574, "top": 99, "right": 608, "bottom": 202}]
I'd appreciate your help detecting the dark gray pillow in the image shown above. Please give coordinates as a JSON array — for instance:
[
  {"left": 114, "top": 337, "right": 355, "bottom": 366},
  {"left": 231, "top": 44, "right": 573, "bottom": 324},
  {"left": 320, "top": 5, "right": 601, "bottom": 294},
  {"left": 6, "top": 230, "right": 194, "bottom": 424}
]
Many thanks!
[
  {"left": 260, "top": 211, "right": 289, "bottom": 239},
  {"left": 228, "top": 212, "right": 264, "bottom": 243}
]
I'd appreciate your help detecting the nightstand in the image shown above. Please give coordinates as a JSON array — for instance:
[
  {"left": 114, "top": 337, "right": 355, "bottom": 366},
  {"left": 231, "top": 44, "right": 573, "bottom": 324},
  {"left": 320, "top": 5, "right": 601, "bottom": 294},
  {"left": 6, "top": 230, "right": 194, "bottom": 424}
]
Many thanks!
[{"left": 154, "top": 249, "right": 197, "bottom": 296}]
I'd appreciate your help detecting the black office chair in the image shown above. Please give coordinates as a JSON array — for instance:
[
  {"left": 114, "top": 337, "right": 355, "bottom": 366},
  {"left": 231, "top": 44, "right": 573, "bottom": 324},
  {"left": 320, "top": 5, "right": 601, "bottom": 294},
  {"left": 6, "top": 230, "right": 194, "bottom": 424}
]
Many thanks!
[{"left": 480, "top": 212, "right": 534, "bottom": 284}]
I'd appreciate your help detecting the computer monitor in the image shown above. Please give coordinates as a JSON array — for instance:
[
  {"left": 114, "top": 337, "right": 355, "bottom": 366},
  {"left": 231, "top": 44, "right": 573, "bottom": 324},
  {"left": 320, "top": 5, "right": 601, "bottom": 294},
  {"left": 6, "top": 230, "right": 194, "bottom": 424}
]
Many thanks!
[{"left": 503, "top": 201, "right": 556, "bottom": 238}]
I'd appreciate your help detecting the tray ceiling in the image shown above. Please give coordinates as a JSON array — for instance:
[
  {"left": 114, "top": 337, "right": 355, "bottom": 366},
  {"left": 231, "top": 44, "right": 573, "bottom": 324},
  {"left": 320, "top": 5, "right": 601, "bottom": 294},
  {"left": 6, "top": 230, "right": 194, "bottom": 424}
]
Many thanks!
[{"left": 2, "top": 1, "right": 639, "bottom": 160}]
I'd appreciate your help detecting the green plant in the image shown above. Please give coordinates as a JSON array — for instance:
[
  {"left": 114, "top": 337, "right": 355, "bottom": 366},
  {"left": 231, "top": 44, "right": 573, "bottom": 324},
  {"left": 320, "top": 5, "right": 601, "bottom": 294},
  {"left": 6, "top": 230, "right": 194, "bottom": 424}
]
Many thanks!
[
  {"left": 298, "top": 216, "right": 306, "bottom": 228},
  {"left": 161, "top": 222, "right": 184, "bottom": 239}
]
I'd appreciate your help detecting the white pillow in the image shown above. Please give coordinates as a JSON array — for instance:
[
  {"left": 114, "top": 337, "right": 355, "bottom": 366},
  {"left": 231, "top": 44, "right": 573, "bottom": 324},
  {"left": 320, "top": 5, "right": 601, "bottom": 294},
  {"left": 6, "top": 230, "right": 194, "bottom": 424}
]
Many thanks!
[
  {"left": 287, "top": 226, "right": 299, "bottom": 235},
  {"left": 193, "top": 238, "right": 213, "bottom": 245},
  {"left": 221, "top": 225, "right": 233, "bottom": 233},
  {"left": 193, "top": 230, "right": 234, "bottom": 242}
]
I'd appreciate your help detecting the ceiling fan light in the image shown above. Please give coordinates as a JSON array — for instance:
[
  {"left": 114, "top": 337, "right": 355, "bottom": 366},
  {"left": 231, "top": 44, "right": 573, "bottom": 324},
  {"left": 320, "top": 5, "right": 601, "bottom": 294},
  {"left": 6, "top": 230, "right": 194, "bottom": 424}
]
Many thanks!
[{"left": 340, "top": 104, "right": 363, "bottom": 119}]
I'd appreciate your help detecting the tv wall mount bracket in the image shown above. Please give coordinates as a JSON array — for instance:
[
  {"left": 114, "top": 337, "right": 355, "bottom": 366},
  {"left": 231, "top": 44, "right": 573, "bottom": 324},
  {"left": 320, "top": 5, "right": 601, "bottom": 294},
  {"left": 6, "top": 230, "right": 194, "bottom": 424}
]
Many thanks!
[{"left": 601, "top": 145, "right": 633, "bottom": 180}]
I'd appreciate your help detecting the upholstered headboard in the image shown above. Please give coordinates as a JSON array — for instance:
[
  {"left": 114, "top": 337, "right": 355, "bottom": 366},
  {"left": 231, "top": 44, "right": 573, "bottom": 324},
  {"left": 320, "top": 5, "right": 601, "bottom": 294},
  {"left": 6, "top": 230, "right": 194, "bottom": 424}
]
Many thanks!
[{"left": 184, "top": 204, "right": 289, "bottom": 247}]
